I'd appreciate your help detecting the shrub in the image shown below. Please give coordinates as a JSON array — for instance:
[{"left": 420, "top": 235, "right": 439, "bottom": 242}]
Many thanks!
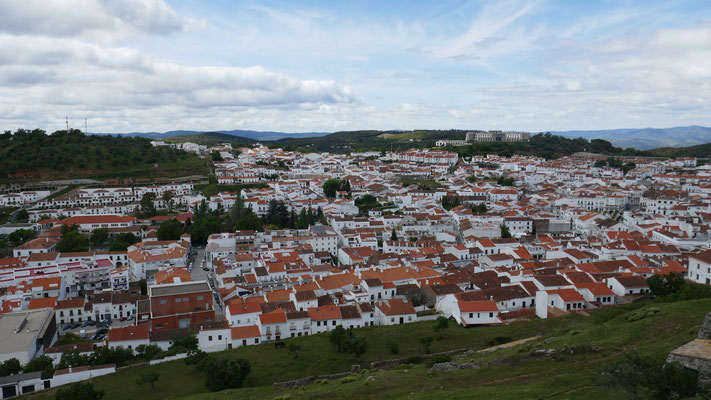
[
  {"left": 340, "top": 375, "right": 357, "bottom": 384},
  {"left": 385, "top": 340, "right": 399, "bottom": 355}
]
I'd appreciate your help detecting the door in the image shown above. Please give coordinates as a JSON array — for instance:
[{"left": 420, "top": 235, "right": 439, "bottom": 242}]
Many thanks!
[{"left": 399, "top": 317, "right": 404, "bottom": 324}]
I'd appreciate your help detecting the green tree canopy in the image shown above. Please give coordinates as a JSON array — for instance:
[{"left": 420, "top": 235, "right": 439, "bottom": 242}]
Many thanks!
[
  {"left": 157, "top": 219, "right": 183, "bottom": 240},
  {"left": 55, "top": 382, "right": 104, "bottom": 400},
  {"left": 89, "top": 228, "right": 109, "bottom": 247},
  {"left": 56, "top": 229, "right": 89, "bottom": 253}
]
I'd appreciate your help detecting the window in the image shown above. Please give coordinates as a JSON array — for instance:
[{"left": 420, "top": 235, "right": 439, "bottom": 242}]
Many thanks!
[
  {"left": 218, "top": 335, "right": 222, "bottom": 340},
  {"left": 160, "top": 299, "right": 167, "bottom": 304},
  {"left": 198, "top": 296, "right": 204, "bottom": 300},
  {"left": 209, "top": 336, "right": 213, "bottom": 341}
]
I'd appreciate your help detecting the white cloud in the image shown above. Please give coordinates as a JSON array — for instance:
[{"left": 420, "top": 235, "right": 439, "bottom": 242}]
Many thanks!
[{"left": 0, "top": 0, "right": 206, "bottom": 41}]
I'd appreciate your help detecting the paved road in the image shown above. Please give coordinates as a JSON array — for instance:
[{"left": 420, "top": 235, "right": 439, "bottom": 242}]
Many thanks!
[
  {"left": 188, "top": 247, "right": 225, "bottom": 319},
  {"left": 189, "top": 247, "right": 207, "bottom": 281}
]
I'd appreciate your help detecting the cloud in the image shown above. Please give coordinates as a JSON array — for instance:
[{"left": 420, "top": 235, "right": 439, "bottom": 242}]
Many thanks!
[{"left": 0, "top": 0, "right": 205, "bottom": 41}]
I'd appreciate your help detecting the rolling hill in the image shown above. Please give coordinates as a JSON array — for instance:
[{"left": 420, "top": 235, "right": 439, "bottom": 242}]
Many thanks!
[
  {"left": 0, "top": 129, "right": 209, "bottom": 183},
  {"left": 555, "top": 125, "right": 711, "bottom": 150},
  {"left": 95, "top": 129, "right": 331, "bottom": 141},
  {"left": 165, "top": 132, "right": 257, "bottom": 146},
  {"left": 26, "top": 297, "right": 711, "bottom": 400}
]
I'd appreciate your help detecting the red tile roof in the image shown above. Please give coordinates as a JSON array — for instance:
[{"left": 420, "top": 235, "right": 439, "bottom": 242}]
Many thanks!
[{"left": 108, "top": 325, "right": 149, "bottom": 342}]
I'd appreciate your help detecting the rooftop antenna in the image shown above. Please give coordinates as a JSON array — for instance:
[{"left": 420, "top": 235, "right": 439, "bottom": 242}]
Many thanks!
[{"left": 65, "top": 116, "right": 69, "bottom": 132}]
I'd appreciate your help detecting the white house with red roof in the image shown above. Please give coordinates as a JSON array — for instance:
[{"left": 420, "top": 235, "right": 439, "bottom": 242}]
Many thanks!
[
  {"left": 226, "top": 299, "right": 262, "bottom": 327},
  {"left": 107, "top": 325, "right": 149, "bottom": 353},
  {"left": 574, "top": 283, "right": 616, "bottom": 306},
  {"left": 535, "top": 288, "right": 586, "bottom": 319},
  {"left": 373, "top": 298, "right": 416, "bottom": 326}
]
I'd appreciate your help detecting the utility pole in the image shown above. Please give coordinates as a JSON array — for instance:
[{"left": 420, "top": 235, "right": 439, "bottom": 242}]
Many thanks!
[{"left": 65, "top": 116, "right": 69, "bottom": 132}]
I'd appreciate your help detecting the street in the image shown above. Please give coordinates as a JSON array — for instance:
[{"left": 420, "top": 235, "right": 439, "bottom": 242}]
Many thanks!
[{"left": 188, "top": 247, "right": 225, "bottom": 320}]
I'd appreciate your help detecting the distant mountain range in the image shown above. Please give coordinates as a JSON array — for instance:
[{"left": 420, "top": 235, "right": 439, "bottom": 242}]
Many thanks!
[
  {"left": 93, "top": 129, "right": 331, "bottom": 141},
  {"left": 93, "top": 125, "right": 711, "bottom": 150},
  {"left": 553, "top": 125, "right": 711, "bottom": 150}
]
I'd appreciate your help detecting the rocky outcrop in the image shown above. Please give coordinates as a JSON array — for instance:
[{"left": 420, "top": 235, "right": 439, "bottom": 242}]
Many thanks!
[
  {"left": 667, "top": 312, "right": 711, "bottom": 389},
  {"left": 429, "top": 362, "right": 479, "bottom": 373}
]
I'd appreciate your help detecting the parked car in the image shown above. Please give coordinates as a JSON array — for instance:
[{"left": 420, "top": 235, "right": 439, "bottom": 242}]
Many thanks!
[
  {"left": 97, "top": 328, "right": 109, "bottom": 335},
  {"left": 90, "top": 333, "right": 104, "bottom": 340},
  {"left": 80, "top": 321, "right": 91, "bottom": 327}
]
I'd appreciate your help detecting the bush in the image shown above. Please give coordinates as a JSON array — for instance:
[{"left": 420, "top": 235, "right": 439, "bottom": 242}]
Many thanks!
[
  {"left": 199, "top": 356, "right": 251, "bottom": 392},
  {"left": 626, "top": 308, "right": 661, "bottom": 322},
  {"left": 426, "top": 354, "right": 453, "bottom": 368},
  {"left": 55, "top": 382, "right": 104, "bottom": 400},
  {"left": 184, "top": 349, "right": 208, "bottom": 366},
  {"left": 385, "top": 340, "right": 399, "bottom": 355},
  {"left": 340, "top": 375, "right": 357, "bottom": 384}
]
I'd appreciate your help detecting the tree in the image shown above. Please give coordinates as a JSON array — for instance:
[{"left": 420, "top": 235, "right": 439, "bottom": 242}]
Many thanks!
[
  {"left": 115, "top": 232, "right": 137, "bottom": 245},
  {"left": 385, "top": 340, "right": 399, "bottom": 355},
  {"left": 500, "top": 224, "right": 512, "bottom": 239},
  {"left": 139, "top": 279, "right": 148, "bottom": 295},
  {"left": 170, "top": 332, "right": 199, "bottom": 351},
  {"left": 57, "top": 351, "right": 91, "bottom": 370},
  {"left": 191, "top": 216, "right": 223, "bottom": 245},
  {"left": 23, "top": 355, "right": 54, "bottom": 378},
  {"left": 136, "top": 370, "right": 160, "bottom": 389},
  {"left": 157, "top": 219, "right": 183, "bottom": 240},
  {"left": 16, "top": 209, "right": 29, "bottom": 222},
  {"left": 56, "top": 230, "right": 89, "bottom": 252},
  {"left": 390, "top": 229, "right": 398, "bottom": 241},
  {"left": 201, "top": 356, "right": 251, "bottom": 392},
  {"left": 138, "top": 192, "right": 157, "bottom": 218},
  {"left": 288, "top": 343, "right": 301, "bottom": 359},
  {"left": 8, "top": 229, "right": 36, "bottom": 246},
  {"left": 647, "top": 272, "right": 686, "bottom": 297},
  {"left": 419, "top": 336, "right": 434, "bottom": 354},
  {"left": 323, "top": 178, "right": 340, "bottom": 198},
  {"left": 162, "top": 190, "right": 175, "bottom": 212},
  {"left": 350, "top": 337, "right": 368, "bottom": 358},
  {"left": 89, "top": 346, "right": 134, "bottom": 367},
  {"left": 328, "top": 325, "right": 349, "bottom": 352},
  {"left": 135, "top": 344, "right": 162, "bottom": 360},
  {"left": 89, "top": 228, "right": 109, "bottom": 248},
  {"left": 109, "top": 240, "right": 130, "bottom": 251},
  {"left": 434, "top": 316, "right": 449, "bottom": 337},
  {"left": 55, "top": 382, "right": 105, "bottom": 400},
  {"left": 211, "top": 151, "right": 223, "bottom": 162},
  {"left": 235, "top": 212, "right": 263, "bottom": 232},
  {"left": 0, "top": 358, "right": 22, "bottom": 377}
]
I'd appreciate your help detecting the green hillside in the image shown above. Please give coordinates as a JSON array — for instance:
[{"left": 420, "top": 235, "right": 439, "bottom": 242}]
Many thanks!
[
  {"left": 0, "top": 129, "right": 209, "bottom": 183},
  {"left": 167, "top": 132, "right": 257, "bottom": 146},
  {"left": 270, "top": 130, "right": 651, "bottom": 159},
  {"left": 27, "top": 298, "right": 711, "bottom": 400},
  {"left": 648, "top": 142, "right": 711, "bottom": 158}
]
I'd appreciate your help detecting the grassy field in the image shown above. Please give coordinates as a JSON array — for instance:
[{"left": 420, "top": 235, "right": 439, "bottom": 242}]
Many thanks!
[{"left": 25, "top": 298, "right": 711, "bottom": 400}]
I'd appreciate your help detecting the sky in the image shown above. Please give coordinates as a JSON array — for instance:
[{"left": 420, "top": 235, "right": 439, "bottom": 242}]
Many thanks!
[{"left": 0, "top": 0, "right": 710, "bottom": 134}]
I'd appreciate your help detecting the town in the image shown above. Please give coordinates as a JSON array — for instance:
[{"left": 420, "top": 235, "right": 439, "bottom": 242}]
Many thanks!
[{"left": 0, "top": 134, "right": 709, "bottom": 397}]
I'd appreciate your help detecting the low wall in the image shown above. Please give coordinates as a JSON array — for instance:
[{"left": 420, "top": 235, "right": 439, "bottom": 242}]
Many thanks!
[{"left": 149, "top": 353, "right": 188, "bottom": 365}]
